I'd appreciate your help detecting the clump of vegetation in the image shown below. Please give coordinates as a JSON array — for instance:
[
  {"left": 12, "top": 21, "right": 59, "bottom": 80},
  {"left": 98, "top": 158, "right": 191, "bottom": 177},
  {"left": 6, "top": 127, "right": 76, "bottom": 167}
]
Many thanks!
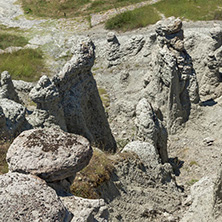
[
  {"left": 0, "top": 48, "right": 48, "bottom": 82},
  {"left": 70, "top": 149, "right": 115, "bottom": 199},
  {"left": 105, "top": 5, "right": 161, "bottom": 31},
  {"left": 189, "top": 160, "right": 198, "bottom": 167},
  {"left": 98, "top": 87, "right": 110, "bottom": 108},
  {"left": 0, "top": 33, "right": 28, "bottom": 50},
  {"left": 154, "top": 0, "right": 222, "bottom": 21},
  {"left": 0, "top": 139, "right": 11, "bottom": 175},
  {"left": 186, "top": 178, "right": 199, "bottom": 186}
]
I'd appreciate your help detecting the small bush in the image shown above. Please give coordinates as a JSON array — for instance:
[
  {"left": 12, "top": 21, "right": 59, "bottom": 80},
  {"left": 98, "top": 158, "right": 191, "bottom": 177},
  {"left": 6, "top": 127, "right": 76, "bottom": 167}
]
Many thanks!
[
  {"left": 70, "top": 149, "right": 115, "bottom": 199},
  {"left": 105, "top": 5, "right": 161, "bottom": 31},
  {"left": 0, "top": 33, "right": 28, "bottom": 50},
  {"left": 0, "top": 140, "right": 11, "bottom": 175},
  {"left": 0, "top": 48, "right": 48, "bottom": 82}
]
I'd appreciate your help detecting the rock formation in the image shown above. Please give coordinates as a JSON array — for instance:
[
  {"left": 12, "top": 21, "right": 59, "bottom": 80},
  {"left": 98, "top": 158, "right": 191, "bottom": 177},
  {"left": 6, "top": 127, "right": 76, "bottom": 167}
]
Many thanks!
[
  {"left": 28, "top": 75, "right": 67, "bottom": 131},
  {"left": 0, "top": 172, "right": 72, "bottom": 222},
  {"left": 144, "top": 17, "right": 199, "bottom": 134},
  {"left": 0, "top": 39, "right": 116, "bottom": 152},
  {"left": 1, "top": 127, "right": 108, "bottom": 221},
  {"left": 7, "top": 128, "right": 93, "bottom": 194},
  {"left": 135, "top": 98, "right": 168, "bottom": 163},
  {"left": 52, "top": 38, "right": 116, "bottom": 152}
]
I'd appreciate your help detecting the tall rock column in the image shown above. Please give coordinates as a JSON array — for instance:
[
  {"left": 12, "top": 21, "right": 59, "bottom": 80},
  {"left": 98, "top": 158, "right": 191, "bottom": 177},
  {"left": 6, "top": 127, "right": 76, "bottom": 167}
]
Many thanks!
[
  {"left": 145, "top": 17, "right": 199, "bottom": 134},
  {"left": 53, "top": 38, "right": 116, "bottom": 152}
]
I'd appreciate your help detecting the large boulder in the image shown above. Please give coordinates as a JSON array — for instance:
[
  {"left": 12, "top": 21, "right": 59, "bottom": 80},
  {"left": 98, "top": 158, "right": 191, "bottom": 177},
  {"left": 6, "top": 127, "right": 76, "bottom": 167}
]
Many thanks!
[
  {"left": 0, "top": 172, "right": 72, "bottom": 222},
  {"left": 7, "top": 128, "right": 93, "bottom": 183}
]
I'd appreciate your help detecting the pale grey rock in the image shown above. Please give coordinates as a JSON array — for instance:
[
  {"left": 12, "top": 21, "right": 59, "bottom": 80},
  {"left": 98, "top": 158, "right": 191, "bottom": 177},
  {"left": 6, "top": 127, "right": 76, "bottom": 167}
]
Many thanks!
[
  {"left": 213, "top": 163, "right": 222, "bottom": 221},
  {"left": 29, "top": 75, "right": 67, "bottom": 131},
  {"left": 122, "top": 141, "right": 159, "bottom": 165},
  {"left": 0, "top": 172, "right": 72, "bottom": 222},
  {"left": 106, "top": 32, "right": 121, "bottom": 67},
  {"left": 7, "top": 128, "right": 93, "bottom": 183},
  {"left": 0, "top": 98, "right": 26, "bottom": 137},
  {"left": 135, "top": 98, "right": 168, "bottom": 163},
  {"left": 181, "top": 177, "right": 215, "bottom": 222},
  {"left": 0, "top": 71, "right": 20, "bottom": 103},
  {"left": 0, "top": 105, "right": 7, "bottom": 137},
  {"left": 53, "top": 38, "right": 116, "bottom": 152},
  {"left": 145, "top": 17, "right": 199, "bottom": 134},
  {"left": 122, "top": 35, "right": 145, "bottom": 56},
  {"left": 61, "top": 196, "right": 109, "bottom": 222}
]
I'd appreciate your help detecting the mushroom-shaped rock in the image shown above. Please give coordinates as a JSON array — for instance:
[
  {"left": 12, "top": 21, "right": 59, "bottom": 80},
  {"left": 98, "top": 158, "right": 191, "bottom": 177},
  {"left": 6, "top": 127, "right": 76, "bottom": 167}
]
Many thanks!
[
  {"left": 0, "top": 172, "right": 72, "bottom": 222},
  {"left": 7, "top": 128, "right": 93, "bottom": 182}
]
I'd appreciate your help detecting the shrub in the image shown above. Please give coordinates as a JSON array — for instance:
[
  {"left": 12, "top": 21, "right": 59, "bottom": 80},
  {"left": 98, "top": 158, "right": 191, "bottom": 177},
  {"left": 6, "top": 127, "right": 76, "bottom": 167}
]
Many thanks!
[
  {"left": 105, "top": 5, "right": 161, "bottom": 31},
  {"left": 70, "top": 149, "right": 115, "bottom": 199}
]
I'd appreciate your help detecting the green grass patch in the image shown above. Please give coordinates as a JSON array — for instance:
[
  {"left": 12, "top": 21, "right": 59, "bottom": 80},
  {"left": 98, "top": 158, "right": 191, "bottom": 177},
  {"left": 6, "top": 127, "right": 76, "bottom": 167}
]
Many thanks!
[
  {"left": 0, "top": 140, "right": 11, "bottom": 175},
  {"left": 20, "top": 0, "right": 153, "bottom": 18},
  {"left": 105, "top": 5, "right": 161, "bottom": 31},
  {"left": 0, "top": 33, "right": 28, "bottom": 50},
  {"left": 186, "top": 178, "right": 199, "bottom": 186},
  {"left": 98, "top": 87, "right": 110, "bottom": 108},
  {"left": 0, "top": 49, "right": 48, "bottom": 82},
  {"left": 154, "top": 0, "right": 222, "bottom": 21},
  {"left": 71, "top": 149, "right": 115, "bottom": 199}
]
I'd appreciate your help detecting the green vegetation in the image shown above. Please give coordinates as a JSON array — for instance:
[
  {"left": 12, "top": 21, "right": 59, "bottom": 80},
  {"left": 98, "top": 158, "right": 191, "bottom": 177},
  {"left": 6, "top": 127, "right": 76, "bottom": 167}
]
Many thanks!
[
  {"left": 186, "top": 178, "right": 199, "bottom": 186},
  {"left": 20, "top": 0, "right": 152, "bottom": 18},
  {"left": 189, "top": 160, "right": 198, "bottom": 166},
  {"left": 154, "top": 0, "right": 222, "bottom": 21},
  {"left": 0, "top": 140, "right": 10, "bottom": 175},
  {"left": 105, "top": 5, "right": 161, "bottom": 31},
  {"left": 0, "top": 48, "right": 47, "bottom": 82},
  {"left": 98, "top": 87, "right": 110, "bottom": 108},
  {"left": 0, "top": 33, "right": 28, "bottom": 50},
  {"left": 70, "top": 149, "right": 115, "bottom": 199}
]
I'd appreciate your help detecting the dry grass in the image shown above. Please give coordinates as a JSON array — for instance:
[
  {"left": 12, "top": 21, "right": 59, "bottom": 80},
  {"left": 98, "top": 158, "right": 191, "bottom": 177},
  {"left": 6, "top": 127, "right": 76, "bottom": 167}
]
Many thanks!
[
  {"left": 70, "top": 149, "right": 115, "bottom": 199},
  {"left": 0, "top": 140, "right": 11, "bottom": 175}
]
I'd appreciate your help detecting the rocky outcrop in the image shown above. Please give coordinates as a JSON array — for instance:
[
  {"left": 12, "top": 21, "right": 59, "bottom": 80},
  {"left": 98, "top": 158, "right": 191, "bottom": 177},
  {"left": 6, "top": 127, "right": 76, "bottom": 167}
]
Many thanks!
[
  {"left": 7, "top": 128, "right": 93, "bottom": 194},
  {"left": 0, "top": 71, "right": 20, "bottom": 103},
  {"left": 1, "top": 127, "right": 109, "bottom": 221},
  {"left": 106, "top": 32, "right": 145, "bottom": 67},
  {"left": 52, "top": 38, "right": 116, "bottom": 152},
  {"left": 0, "top": 98, "right": 26, "bottom": 137},
  {"left": 28, "top": 75, "right": 67, "bottom": 131},
  {"left": 61, "top": 196, "right": 109, "bottom": 222},
  {"left": 145, "top": 17, "right": 199, "bottom": 134},
  {"left": 135, "top": 98, "right": 168, "bottom": 163},
  {"left": 0, "top": 172, "right": 72, "bottom": 222},
  {"left": 0, "top": 39, "right": 116, "bottom": 152}
]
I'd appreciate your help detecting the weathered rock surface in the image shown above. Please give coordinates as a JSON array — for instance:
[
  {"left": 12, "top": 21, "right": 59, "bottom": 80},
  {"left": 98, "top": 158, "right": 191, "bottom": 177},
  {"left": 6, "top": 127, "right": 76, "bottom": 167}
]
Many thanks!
[
  {"left": 135, "top": 98, "right": 168, "bottom": 163},
  {"left": 7, "top": 128, "right": 93, "bottom": 183},
  {"left": 0, "top": 172, "right": 72, "bottom": 222},
  {"left": 145, "top": 17, "right": 199, "bottom": 134},
  {"left": 53, "top": 38, "right": 116, "bottom": 152},
  {"left": 0, "top": 71, "right": 20, "bottom": 103},
  {"left": 122, "top": 141, "right": 159, "bottom": 165},
  {"left": 28, "top": 75, "right": 67, "bottom": 131},
  {"left": 61, "top": 196, "right": 109, "bottom": 222},
  {"left": 0, "top": 98, "right": 26, "bottom": 137}
]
